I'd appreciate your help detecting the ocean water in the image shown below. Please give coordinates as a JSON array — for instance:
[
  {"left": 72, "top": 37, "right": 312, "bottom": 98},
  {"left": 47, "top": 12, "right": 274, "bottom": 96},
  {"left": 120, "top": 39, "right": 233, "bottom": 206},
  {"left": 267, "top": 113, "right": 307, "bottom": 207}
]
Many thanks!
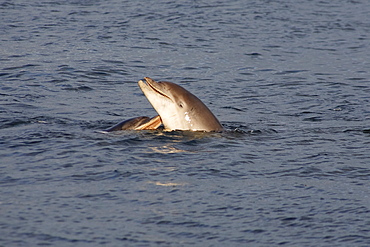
[{"left": 1, "top": 0, "right": 370, "bottom": 246}]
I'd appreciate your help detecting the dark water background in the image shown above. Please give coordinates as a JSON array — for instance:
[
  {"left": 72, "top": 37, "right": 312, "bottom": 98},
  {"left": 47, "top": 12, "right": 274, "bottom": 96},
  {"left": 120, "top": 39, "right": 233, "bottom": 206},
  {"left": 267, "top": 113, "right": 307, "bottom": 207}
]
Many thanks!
[{"left": 1, "top": 0, "right": 370, "bottom": 246}]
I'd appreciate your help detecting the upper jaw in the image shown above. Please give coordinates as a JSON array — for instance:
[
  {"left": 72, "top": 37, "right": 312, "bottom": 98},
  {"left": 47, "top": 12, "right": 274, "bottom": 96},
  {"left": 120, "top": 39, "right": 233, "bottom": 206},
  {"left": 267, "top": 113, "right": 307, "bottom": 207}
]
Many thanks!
[
  {"left": 143, "top": 77, "right": 156, "bottom": 85},
  {"left": 143, "top": 77, "right": 158, "bottom": 91},
  {"left": 141, "top": 77, "right": 171, "bottom": 100}
]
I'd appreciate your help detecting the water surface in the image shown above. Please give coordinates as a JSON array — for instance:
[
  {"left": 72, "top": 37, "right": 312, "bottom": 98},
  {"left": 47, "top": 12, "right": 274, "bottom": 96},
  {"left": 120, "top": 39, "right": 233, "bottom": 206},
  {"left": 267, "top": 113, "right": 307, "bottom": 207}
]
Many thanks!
[{"left": 1, "top": 0, "right": 370, "bottom": 246}]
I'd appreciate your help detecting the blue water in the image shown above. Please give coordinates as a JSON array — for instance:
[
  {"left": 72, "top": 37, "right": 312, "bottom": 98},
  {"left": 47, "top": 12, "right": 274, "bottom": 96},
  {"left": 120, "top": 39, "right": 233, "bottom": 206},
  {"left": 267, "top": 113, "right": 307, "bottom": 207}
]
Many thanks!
[{"left": 1, "top": 0, "right": 370, "bottom": 246}]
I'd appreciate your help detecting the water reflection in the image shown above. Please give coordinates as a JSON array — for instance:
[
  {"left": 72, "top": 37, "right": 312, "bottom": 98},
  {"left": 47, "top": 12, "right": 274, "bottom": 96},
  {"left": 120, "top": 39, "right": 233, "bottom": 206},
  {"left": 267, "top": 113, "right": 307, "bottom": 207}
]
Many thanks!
[
  {"left": 149, "top": 145, "right": 187, "bottom": 154},
  {"left": 148, "top": 181, "right": 186, "bottom": 187}
]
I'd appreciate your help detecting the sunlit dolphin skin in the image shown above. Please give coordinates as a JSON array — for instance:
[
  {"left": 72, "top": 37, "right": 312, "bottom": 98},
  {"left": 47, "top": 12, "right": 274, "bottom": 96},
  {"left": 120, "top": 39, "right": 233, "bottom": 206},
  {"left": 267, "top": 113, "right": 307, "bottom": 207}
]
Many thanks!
[{"left": 138, "top": 77, "right": 223, "bottom": 132}]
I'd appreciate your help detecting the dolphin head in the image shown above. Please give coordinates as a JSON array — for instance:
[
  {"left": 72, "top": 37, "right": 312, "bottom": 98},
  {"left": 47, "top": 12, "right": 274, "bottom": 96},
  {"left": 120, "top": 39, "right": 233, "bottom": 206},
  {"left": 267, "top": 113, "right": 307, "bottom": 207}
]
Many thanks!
[{"left": 138, "top": 77, "right": 223, "bottom": 132}]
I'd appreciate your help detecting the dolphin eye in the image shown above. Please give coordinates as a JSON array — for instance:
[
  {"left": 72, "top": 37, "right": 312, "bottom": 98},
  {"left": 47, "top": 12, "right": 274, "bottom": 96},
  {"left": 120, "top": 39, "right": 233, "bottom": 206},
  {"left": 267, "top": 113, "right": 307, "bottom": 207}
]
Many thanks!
[{"left": 179, "top": 102, "right": 183, "bottom": 108}]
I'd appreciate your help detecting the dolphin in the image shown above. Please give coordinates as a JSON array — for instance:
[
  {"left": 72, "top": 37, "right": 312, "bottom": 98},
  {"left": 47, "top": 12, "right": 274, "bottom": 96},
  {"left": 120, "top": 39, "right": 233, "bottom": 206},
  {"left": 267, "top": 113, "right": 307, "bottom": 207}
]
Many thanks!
[
  {"left": 138, "top": 77, "right": 223, "bottom": 132},
  {"left": 105, "top": 115, "right": 162, "bottom": 131}
]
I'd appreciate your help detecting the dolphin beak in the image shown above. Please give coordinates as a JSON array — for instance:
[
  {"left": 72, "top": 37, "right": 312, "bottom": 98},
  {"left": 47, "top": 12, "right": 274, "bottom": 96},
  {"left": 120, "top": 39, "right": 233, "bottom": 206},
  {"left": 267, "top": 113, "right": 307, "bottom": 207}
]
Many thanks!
[
  {"left": 143, "top": 77, "right": 155, "bottom": 85},
  {"left": 141, "top": 77, "right": 170, "bottom": 100},
  {"left": 139, "top": 77, "right": 156, "bottom": 88}
]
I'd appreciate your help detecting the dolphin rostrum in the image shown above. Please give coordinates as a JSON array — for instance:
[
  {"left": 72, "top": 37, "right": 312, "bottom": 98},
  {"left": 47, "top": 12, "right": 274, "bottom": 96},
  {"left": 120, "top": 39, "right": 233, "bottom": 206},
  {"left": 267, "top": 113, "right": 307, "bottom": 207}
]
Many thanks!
[{"left": 138, "top": 77, "right": 223, "bottom": 132}]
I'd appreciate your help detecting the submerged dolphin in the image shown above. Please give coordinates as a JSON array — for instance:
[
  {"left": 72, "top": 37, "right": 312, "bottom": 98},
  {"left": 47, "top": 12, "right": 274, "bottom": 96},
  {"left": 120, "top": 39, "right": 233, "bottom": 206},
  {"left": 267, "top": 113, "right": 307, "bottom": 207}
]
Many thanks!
[
  {"left": 105, "top": 115, "right": 161, "bottom": 131},
  {"left": 138, "top": 77, "right": 223, "bottom": 132}
]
